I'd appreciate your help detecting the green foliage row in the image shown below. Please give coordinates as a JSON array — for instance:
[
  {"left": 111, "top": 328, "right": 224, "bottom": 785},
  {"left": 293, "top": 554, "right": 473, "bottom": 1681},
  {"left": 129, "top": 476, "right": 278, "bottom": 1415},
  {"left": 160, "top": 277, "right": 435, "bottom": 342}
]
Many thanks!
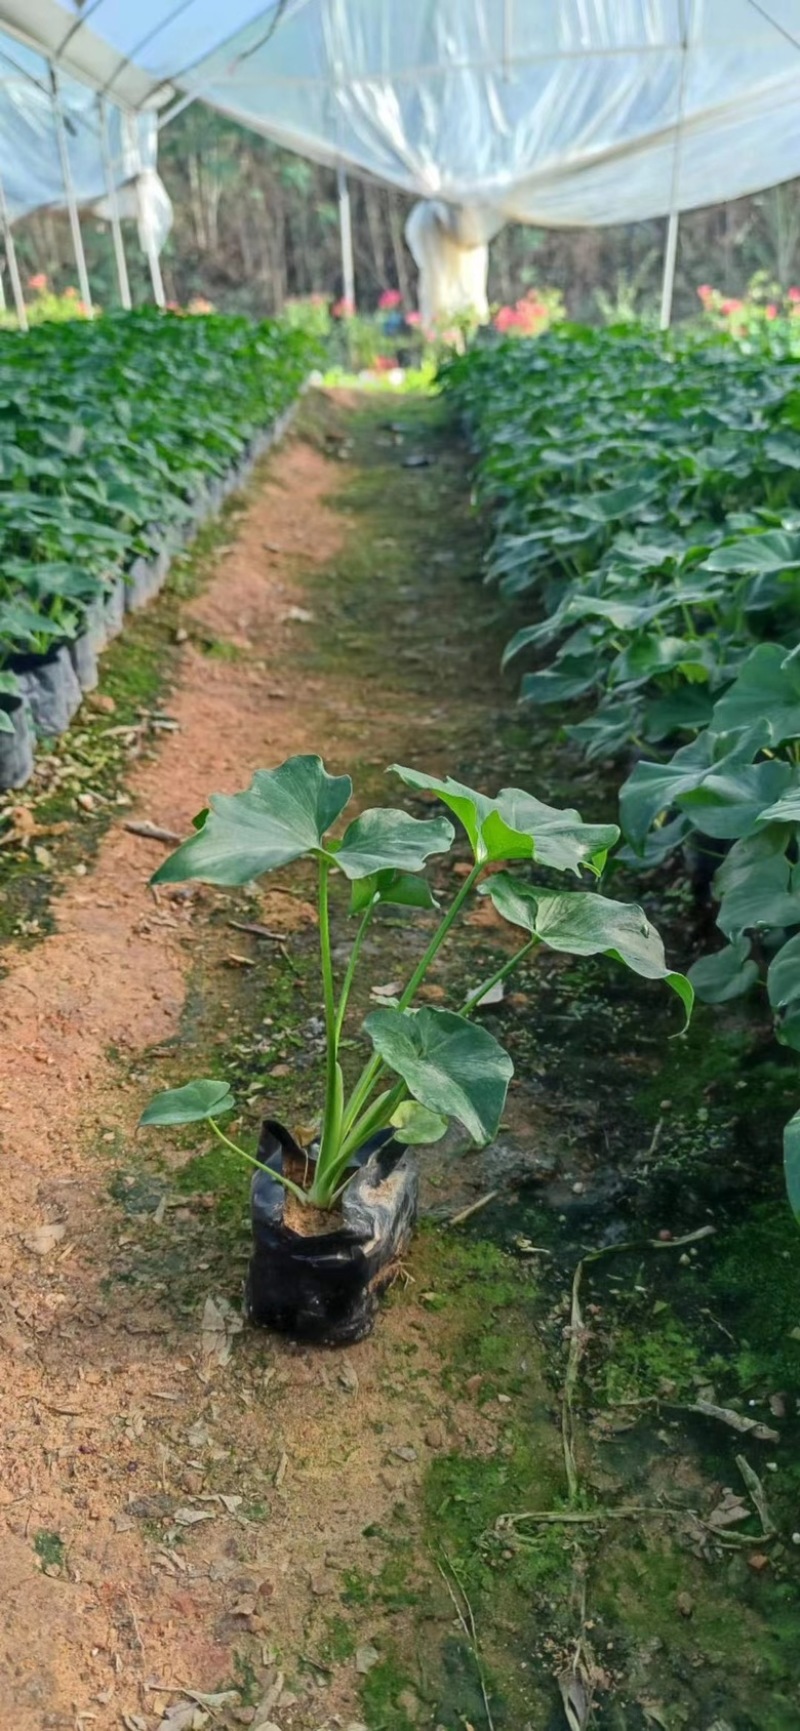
[
  {"left": 442, "top": 322, "right": 800, "bottom": 1208},
  {"left": 0, "top": 308, "right": 315, "bottom": 675}
]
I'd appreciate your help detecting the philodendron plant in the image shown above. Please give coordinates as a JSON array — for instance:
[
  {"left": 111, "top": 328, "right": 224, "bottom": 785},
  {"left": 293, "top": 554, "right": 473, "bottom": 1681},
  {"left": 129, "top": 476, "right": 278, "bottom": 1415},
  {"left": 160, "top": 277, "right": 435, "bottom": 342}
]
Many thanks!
[{"left": 140, "top": 755, "right": 692, "bottom": 1210}]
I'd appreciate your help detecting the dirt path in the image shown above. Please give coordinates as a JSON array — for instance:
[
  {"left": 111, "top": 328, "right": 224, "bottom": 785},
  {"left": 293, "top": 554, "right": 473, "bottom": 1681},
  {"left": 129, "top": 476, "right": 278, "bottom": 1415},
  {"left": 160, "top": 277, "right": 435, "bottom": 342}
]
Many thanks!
[
  {"left": 0, "top": 400, "right": 538, "bottom": 1731},
  {"left": 1, "top": 394, "right": 798, "bottom": 1731}
]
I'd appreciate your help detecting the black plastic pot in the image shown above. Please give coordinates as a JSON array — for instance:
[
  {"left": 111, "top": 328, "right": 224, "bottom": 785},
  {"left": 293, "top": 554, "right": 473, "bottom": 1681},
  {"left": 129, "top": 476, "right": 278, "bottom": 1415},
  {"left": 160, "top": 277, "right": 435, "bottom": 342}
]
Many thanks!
[
  {"left": 246, "top": 1119, "right": 419, "bottom": 1346},
  {"left": 0, "top": 694, "right": 35, "bottom": 789}
]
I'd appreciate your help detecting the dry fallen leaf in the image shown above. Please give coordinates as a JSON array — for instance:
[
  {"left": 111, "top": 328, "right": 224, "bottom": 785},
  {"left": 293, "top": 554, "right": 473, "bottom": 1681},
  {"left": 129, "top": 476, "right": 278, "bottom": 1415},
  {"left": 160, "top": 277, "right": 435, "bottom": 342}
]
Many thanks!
[
  {"left": 201, "top": 1294, "right": 243, "bottom": 1366},
  {"left": 24, "top": 1222, "right": 66, "bottom": 1256}
]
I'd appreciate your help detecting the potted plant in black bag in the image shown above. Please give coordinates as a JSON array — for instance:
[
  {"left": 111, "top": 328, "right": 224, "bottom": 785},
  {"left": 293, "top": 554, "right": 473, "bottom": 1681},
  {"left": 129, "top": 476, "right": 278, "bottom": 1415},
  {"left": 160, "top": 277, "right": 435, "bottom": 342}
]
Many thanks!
[{"left": 140, "top": 755, "right": 692, "bottom": 1344}]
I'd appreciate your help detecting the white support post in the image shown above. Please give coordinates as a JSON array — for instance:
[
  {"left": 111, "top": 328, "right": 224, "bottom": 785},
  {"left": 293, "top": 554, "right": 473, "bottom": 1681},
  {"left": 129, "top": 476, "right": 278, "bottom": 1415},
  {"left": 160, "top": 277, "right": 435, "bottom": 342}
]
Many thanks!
[
  {"left": 337, "top": 164, "right": 355, "bottom": 308},
  {"left": 0, "top": 171, "right": 27, "bottom": 331},
  {"left": 50, "top": 65, "right": 93, "bottom": 315},
  {"left": 99, "top": 96, "right": 132, "bottom": 311},
  {"left": 659, "top": 0, "right": 694, "bottom": 331},
  {"left": 659, "top": 209, "right": 680, "bottom": 331}
]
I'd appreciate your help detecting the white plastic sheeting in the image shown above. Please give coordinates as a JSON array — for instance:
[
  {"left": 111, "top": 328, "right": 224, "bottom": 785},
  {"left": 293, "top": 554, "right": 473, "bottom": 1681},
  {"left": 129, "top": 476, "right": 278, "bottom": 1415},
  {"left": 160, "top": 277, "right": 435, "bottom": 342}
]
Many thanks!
[
  {"left": 0, "top": 33, "right": 158, "bottom": 221},
  {"left": 1, "top": 1, "right": 800, "bottom": 228}
]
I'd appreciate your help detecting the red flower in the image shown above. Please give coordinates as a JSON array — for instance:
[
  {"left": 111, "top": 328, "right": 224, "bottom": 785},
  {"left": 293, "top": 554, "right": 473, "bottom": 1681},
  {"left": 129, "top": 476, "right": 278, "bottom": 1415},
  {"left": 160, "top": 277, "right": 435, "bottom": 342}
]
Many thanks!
[
  {"left": 696, "top": 284, "right": 713, "bottom": 302},
  {"left": 27, "top": 272, "right": 47, "bottom": 293},
  {"left": 378, "top": 289, "right": 402, "bottom": 310},
  {"left": 332, "top": 296, "right": 354, "bottom": 319},
  {"left": 405, "top": 309, "right": 421, "bottom": 326},
  {"left": 788, "top": 287, "right": 800, "bottom": 303},
  {"left": 494, "top": 305, "right": 516, "bottom": 332},
  {"left": 720, "top": 298, "right": 743, "bottom": 315},
  {"left": 765, "top": 303, "right": 778, "bottom": 320}
]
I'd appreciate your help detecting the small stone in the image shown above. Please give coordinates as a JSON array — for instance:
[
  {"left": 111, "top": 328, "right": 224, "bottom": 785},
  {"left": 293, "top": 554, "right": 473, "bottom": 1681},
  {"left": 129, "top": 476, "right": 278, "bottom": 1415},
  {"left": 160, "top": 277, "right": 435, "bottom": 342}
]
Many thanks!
[
  {"left": 425, "top": 1423, "right": 446, "bottom": 1449},
  {"left": 391, "top": 1446, "right": 417, "bottom": 1463},
  {"left": 310, "top": 1573, "right": 335, "bottom": 1596},
  {"left": 175, "top": 627, "right": 189, "bottom": 644},
  {"left": 497, "top": 1394, "right": 512, "bottom": 1405},
  {"left": 657, "top": 1229, "right": 672, "bottom": 1241},
  {"left": 270, "top": 1063, "right": 292, "bottom": 1077},
  {"left": 465, "top": 1374, "right": 483, "bottom": 1396},
  {"left": 748, "top": 1553, "right": 770, "bottom": 1572},
  {"left": 73, "top": 862, "right": 88, "bottom": 877},
  {"left": 396, "top": 1690, "right": 422, "bottom": 1723},
  {"left": 355, "top": 1644, "right": 380, "bottom": 1675},
  {"left": 676, "top": 1591, "right": 694, "bottom": 1618},
  {"left": 87, "top": 692, "right": 116, "bottom": 715},
  {"left": 572, "top": 1181, "right": 585, "bottom": 1195}
]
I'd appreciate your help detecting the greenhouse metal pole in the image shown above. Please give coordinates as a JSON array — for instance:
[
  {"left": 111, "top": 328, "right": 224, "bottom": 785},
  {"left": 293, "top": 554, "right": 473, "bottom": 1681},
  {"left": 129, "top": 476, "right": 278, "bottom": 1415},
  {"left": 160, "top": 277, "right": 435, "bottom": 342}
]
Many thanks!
[
  {"left": 50, "top": 66, "right": 94, "bottom": 316},
  {"left": 98, "top": 96, "right": 132, "bottom": 311},
  {"left": 0, "top": 173, "right": 28, "bottom": 331},
  {"left": 338, "top": 165, "right": 355, "bottom": 307}
]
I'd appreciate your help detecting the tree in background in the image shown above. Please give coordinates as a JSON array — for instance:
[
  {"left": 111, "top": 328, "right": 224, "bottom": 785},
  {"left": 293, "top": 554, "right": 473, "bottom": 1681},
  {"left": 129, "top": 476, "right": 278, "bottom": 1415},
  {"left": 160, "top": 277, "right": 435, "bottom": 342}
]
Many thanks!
[{"left": 7, "top": 102, "right": 800, "bottom": 322}]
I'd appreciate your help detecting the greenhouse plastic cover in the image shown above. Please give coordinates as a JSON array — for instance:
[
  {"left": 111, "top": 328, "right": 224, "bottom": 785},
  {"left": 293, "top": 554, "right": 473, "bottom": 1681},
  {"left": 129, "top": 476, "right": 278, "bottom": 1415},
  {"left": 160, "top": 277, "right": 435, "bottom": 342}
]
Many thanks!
[{"left": 2, "top": 0, "right": 800, "bottom": 226}]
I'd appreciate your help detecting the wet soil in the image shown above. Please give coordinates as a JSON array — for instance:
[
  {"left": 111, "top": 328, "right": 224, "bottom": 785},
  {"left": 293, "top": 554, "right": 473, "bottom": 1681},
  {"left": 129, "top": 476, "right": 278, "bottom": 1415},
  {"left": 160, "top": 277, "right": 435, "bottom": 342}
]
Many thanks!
[{"left": 0, "top": 393, "right": 797, "bottom": 1731}]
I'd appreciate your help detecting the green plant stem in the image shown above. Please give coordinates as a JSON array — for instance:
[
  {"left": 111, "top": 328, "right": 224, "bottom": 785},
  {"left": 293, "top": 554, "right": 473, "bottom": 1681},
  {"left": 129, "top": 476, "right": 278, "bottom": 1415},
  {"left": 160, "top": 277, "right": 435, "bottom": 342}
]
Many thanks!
[
  {"left": 313, "top": 857, "right": 344, "bottom": 1199},
  {"left": 338, "top": 1080, "right": 407, "bottom": 1164},
  {"left": 335, "top": 902, "right": 374, "bottom": 1041},
  {"left": 207, "top": 1117, "right": 309, "bottom": 1205},
  {"left": 461, "top": 938, "right": 537, "bottom": 1014},
  {"left": 341, "top": 860, "right": 483, "bottom": 1137}
]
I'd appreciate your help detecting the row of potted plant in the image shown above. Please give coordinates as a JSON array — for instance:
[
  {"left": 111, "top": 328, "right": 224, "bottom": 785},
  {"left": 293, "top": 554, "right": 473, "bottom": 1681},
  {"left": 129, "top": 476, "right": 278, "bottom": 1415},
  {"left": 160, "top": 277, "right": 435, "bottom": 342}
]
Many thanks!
[
  {"left": 440, "top": 318, "right": 800, "bottom": 1072},
  {"left": 0, "top": 307, "right": 316, "bottom": 784}
]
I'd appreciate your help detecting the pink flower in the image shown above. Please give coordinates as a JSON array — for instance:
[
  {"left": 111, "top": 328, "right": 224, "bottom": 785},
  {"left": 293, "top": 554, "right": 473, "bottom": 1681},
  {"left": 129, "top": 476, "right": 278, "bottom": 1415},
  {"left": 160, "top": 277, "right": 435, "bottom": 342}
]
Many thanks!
[
  {"left": 64, "top": 286, "right": 78, "bottom": 299},
  {"left": 378, "top": 289, "right": 402, "bottom": 310},
  {"left": 720, "top": 298, "right": 743, "bottom": 315},
  {"left": 697, "top": 284, "right": 713, "bottom": 302},
  {"left": 788, "top": 287, "right": 800, "bottom": 303},
  {"left": 765, "top": 303, "right": 778, "bottom": 320},
  {"left": 494, "top": 305, "right": 516, "bottom": 332},
  {"left": 405, "top": 309, "right": 421, "bottom": 326},
  {"left": 27, "top": 272, "right": 47, "bottom": 293},
  {"left": 332, "top": 296, "right": 354, "bottom": 319}
]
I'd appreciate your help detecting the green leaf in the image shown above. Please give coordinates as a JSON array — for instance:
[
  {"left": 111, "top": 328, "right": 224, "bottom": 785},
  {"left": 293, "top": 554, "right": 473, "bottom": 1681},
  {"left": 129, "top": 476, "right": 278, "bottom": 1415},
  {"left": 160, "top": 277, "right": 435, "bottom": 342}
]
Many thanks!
[
  {"left": 715, "top": 832, "right": 800, "bottom": 938},
  {"left": 676, "top": 759, "right": 792, "bottom": 839},
  {"left": 702, "top": 529, "right": 800, "bottom": 576},
  {"left": 481, "top": 873, "right": 692, "bottom": 1023},
  {"left": 711, "top": 644, "right": 800, "bottom": 746},
  {"left": 783, "top": 1109, "right": 800, "bottom": 1221},
  {"left": 494, "top": 789, "right": 620, "bottom": 876},
  {"left": 767, "top": 936, "right": 800, "bottom": 1050},
  {"left": 620, "top": 734, "right": 754, "bottom": 853},
  {"left": 349, "top": 869, "right": 439, "bottom": 915},
  {"left": 139, "top": 1078, "right": 235, "bottom": 1126},
  {"left": 151, "top": 755, "right": 352, "bottom": 885},
  {"left": 389, "top": 765, "right": 617, "bottom": 874},
  {"left": 364, "top": 1005, "right": 513, "bottom": 1145},
  {"left": 389, "top": 1099, "right": 449, "bottom": 1145},
  {"left": 688, "top": 938, "right": 759, "bottom": 1004},
  {"left": 334, "top": 808, "right": 454, "bottom": 880}
]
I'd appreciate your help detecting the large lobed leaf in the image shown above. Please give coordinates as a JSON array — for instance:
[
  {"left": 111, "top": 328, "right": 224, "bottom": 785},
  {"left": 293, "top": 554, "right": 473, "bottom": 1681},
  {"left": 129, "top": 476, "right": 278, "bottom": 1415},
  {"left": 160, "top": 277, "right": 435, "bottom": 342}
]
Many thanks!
[
  {"left": 364, "top": 1005, "right": 513, "bottom": 1145},
  {"left": 153, "top": 755, "right": 352, "bottom": 885},
  {"left": 390, "top": 764, "right": 617, "bottom": 875},
  {"left": 481, "top": 873, "right": 693, "bottom": 1023},
  {"left": 152, "top": 756, "right": 454, "bottom": 887}
]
